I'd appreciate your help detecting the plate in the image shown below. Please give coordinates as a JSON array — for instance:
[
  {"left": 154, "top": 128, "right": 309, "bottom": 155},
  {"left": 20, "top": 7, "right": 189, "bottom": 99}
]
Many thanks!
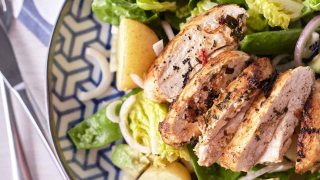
[{"left": 47, "top": 0, "right": 124, "bottom": 179}]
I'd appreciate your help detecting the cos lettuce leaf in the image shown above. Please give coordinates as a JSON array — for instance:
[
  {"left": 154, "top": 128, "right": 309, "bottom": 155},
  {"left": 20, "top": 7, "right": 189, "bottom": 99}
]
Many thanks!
[
  {"left": 246, "top": 9, "right": 268, "bottom": 32},
  {"left": 68, "top": 107, "right": 122, "bottom": 149},
  {"left": 176, "top": 4, "right": 191, "bottom": 18},
  {"left": 246, "top": 0, "right": 304, "bottom": 29},
  {"left": 189, "top": 0, "right": 200, "bottom": 9},
  {"left": 136, "top": 0, "right": 176, "bottom": 11},
  {"left": 128, "top": 92, "right": 189, "bottom": 165},
  {"left": 304, "top": 0, "right": 320, "bottom": 11},
  {"left": 190, "top": 0, "right": 217, "bottom": 17},
  {"left": 92, "top": 0, "right": 157, "bottom": 25}
]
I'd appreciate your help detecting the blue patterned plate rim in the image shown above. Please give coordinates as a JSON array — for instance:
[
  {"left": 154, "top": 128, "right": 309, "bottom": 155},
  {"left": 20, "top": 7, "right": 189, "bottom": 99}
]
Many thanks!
[{"left": 46, "top": 0, "right": 76, "bottom": 178}]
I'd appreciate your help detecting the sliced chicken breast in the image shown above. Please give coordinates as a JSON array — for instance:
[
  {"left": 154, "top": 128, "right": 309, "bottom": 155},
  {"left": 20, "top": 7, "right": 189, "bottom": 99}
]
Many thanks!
[
  {"left": 196, "top": 107, "right": 249, "bottom": 166},
  {"left": 258, "top": 113, "right": 299, "bottom": 164},
  {"left": 160, "top": 51, "right": 250, "bottom": 147},
  {"left": 219, "top": 67, "right": 314, "bottom": 172},
  {"left": 144, "top": 5, "right": 247, "bottom": 103},
  {"left": 195, "top": 58, "right": 274, "bottom": 166},
  {"left": 296, "top": 80, "right": 320, "bottom": 174}
]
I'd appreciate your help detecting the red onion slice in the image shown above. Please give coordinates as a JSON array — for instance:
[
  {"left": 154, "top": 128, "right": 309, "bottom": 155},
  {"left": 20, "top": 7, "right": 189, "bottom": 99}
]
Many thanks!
[
  {"left": 294, "top": 15, "right": 320, "bottom": 66},
  {"left": 130, "top": 74, "right": 144, "bottom": 89},
  {"left": 272, "top": 54, "right": 290, "bottom": 67},
  {"left": 276, "top": 61, "right": 296, "bottom": 72},
  {"left": 78, "top": 47, "right": 113, "bottom": 101},
  {"left": 161, "top": 21, "right": 175, "bottom": 40},
  {"left": 106, "top": 100, "right": 122, "bottom": 123},
  {"left": 152, "top": 39, "right": 164, "bottom": 56}
]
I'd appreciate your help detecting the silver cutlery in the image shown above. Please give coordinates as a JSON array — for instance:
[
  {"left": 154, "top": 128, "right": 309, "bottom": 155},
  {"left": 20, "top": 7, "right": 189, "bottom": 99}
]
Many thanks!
[
  {"left": 0, "top": 75, "right": 32, "bottom": 180},
  {"left": 0, "top": 13, "right": 69, "bottom": 179}
]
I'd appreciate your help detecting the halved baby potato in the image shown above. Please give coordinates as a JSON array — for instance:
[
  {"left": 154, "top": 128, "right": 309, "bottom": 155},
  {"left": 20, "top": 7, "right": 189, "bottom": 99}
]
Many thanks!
[
  {"left": 139, "top": 162, "right": 191, "bottom": 180},
  {"left": 117, "top": 18, "right": 159, "bottom": 90}
]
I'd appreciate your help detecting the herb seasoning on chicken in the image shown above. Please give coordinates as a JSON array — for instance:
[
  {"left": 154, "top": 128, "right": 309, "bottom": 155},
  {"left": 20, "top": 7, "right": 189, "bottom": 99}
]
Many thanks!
[
  {"left": 144, "top": 5, "right": 247, "bottom": 103},
  {"left": 219, "top": 67, "right": 314, "bottom": 172},
  {"left": 195, "top": 57, "right": 274, "bottom": 167},
  {"left": 160, "top": 51, "right": 250, "bottom": 147}
]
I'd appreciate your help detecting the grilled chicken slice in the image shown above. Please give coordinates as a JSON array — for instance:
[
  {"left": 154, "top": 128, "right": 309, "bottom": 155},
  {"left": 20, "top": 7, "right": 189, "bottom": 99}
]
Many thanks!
[
  {"left": 160, "top": 51, "right": 250, "bottom": 147},
  {"left": 144, "top": 5, "right": 247, "bottom": 103},
  {"left": 258, "top": 113, "right": 299, "bottom": 164},
  {"left": 259, "top": 73, "right": 314, "bottom": 164},
  {"left": 219, "top": 67, "right": 315, "bottom": 172},
  {"left": 296, "top": 80, "right": 320, "bottom": 174},
  {"left": 196, "top": 107, "right": 249, "bottom": 166},
  {"left": 195, "top": 58, "right": 274, "bottom": 166}
]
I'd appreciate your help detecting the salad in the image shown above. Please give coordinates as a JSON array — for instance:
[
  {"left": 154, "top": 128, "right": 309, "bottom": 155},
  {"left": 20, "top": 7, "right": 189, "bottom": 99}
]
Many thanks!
[{"left": 68, "top": 0, "right": 320, "bottom": 179}]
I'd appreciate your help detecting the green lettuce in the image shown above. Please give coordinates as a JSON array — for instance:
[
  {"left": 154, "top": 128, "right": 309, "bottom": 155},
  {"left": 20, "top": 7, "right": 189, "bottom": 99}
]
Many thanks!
[
  {"left": 68, "top": 88, "right": 141, "bottom": 149},
  {"left": 302, "top": 0, "right": 320, "bottom": 17},
  {"left": 189, "top": 0, "right": 200, "bottom": 9},
  {"left": 190, "top": 0, "right": 217, "bottom": 17},
  {"left": 176, "top": 4, "right": 191, "bottom": 18},
  {"left": 128, "top": 92, "right": 189, "bottom": 165},
  {"left": 246, "top": 9, "right": 268, "bottom": 32},
  {"left": 68, "top": 107, "right": 122, "bottom": 149},
  {"left": 92, "top": 0, "right": 157, "bottom": 25},
  {"left": 304, "top": 0, "right": 320, "bottom": 11},
  {"left": 136, "top": 0, "right": 176, "bottom": 11},
  {"left": 245, "top": 0, "right": 304, "bottom": 29},
  {"left": 111, "top": 144, "right": 150, "bottom": 177}
]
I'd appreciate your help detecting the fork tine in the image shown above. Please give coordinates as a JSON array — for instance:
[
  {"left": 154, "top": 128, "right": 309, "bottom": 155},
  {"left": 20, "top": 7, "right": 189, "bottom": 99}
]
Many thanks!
[{"left": 0, "top": 74, "right": 32, "bottom": 180}]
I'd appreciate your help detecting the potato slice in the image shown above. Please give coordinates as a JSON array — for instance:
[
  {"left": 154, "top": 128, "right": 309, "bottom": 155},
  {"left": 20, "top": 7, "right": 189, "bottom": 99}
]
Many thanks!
[
  {"left": 117, "top": 18, "right": 159, "bottom": 90},
  {"left": 139, "top": 162, "right": 191, "bottom": 180}
]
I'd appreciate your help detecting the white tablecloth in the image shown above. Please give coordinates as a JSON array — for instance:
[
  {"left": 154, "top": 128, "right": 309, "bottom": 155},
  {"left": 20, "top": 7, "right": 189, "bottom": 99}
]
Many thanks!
[{"left": 0, "top": 0, "right": 65, "bottom": 179}]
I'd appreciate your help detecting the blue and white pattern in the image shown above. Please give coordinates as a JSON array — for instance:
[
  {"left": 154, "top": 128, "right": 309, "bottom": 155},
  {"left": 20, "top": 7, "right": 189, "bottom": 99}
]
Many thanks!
[{"left": 49, "top": 0, "right": 124, "bottom": 179}]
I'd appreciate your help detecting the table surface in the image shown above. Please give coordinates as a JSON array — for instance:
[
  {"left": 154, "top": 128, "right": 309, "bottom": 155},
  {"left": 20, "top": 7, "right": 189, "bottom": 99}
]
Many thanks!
[{"left": 0, "top": 0, "right": 65, "bottom": 179}]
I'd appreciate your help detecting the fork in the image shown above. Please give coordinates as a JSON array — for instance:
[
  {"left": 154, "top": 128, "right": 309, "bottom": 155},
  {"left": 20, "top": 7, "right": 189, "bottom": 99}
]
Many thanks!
[
  {"left": 0, "top": 1, "right": 68, "bottom": 178},
  {"left": 0, "top": 73, "right": 70, "bottom": 180},
  {"left": 0, "top": 74, "right": 32, "bottom": 180}
]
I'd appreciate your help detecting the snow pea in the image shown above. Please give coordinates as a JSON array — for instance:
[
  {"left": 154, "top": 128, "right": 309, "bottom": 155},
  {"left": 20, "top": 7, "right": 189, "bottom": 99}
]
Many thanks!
[
  {"left": 68, "top": 107, "right": 122, "bottom": 149},
  {"left": 240, "top": 29, "right": 302, "bottom": 55}
]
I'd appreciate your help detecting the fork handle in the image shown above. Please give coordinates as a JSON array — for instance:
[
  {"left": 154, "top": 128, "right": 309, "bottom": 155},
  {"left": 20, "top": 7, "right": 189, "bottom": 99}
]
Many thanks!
[{"left": 11, "top": 116, "right": 32, "bottom": 180}]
